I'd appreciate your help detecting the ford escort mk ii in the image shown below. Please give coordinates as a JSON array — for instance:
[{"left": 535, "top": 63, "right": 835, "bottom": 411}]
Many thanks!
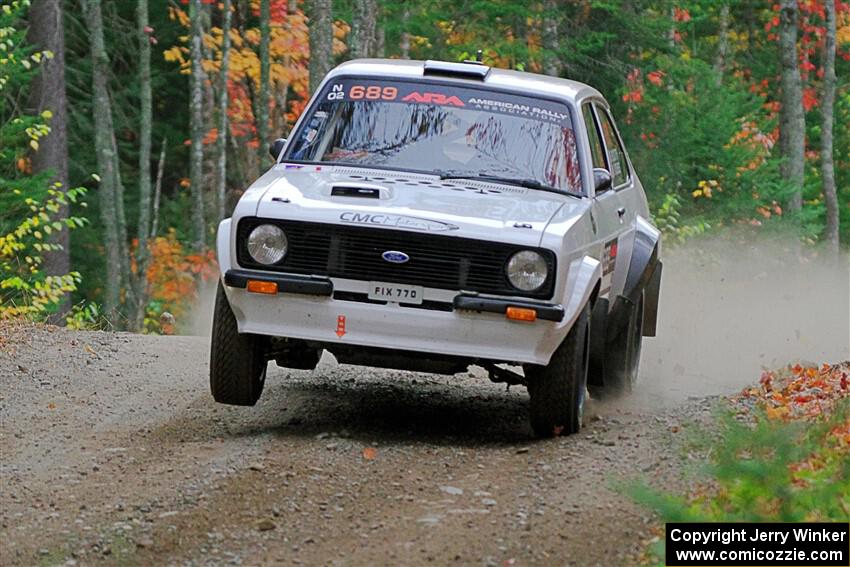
[{"left": 210, "top": 58, "right": 662, "bottom": 436}]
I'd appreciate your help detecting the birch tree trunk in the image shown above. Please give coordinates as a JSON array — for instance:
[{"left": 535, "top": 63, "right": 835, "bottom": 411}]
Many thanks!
[
  {"left": 137, "top": 0, "right": 152, "bottom": 254},
  {"left": 151, "top": 139, "right": 167, "bottom": 239},
  {"left": 189, "top": 0, "right": 206, "bottom": 251},
  {"left": 272, "top": 1, "right": 293, "bottom": 139},
  {"left": 83, "top": 0, "right": 124, "bottom": 321},
  {"left": 26, "top": 0, "right": 70, "bottom": 318},
  {"left": 217, "top": 0, "right": 232, "bottom": 221},
  {"left": 351, "top": 0, "right": 377, "bottom": 59},
  {"left": 778, "top": 0, "right": 805, "bottom": 212},
  {"left": 257, "top": 0, "right": 270, "bottom": 162},
  {"left": 713, "top": 3, "right": 729, "bottom": 84},
  {"left": 131, "top": 0, "right": 153, "bottom": 330},
  {"left": 308, "top": 0, "right": 333, "bottom": 94},
  {"left": 110, "top": 125, "right": 132, "bottom": 316},
  {"left": 400, "top": 6, "right": 410, "bottom": 60},
  {"left": 821, "top": 0, "right": 838, "bottom": 253},
  {"left": 376, "top": 25, "right": 385, "bottom": 58},
  {"left": 542, "top": 0, "right": 561, "bottom": 77}
]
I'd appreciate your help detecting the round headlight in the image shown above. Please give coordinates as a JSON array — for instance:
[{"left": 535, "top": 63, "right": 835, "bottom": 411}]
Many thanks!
[
  {"left": 506, "top": 250, "right": 548, "bottom": 291},
  {"left": 247, "top": 224, "right": 288, "bottom": 265}
]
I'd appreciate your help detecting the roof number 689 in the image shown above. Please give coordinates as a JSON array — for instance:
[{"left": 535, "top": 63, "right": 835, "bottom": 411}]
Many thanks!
[{"left": 349, "top": 85, "right": 398, "bottom": 100}]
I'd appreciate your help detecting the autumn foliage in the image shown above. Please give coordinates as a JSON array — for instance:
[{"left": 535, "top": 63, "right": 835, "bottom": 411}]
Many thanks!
[
  {"left": 633, "top": 361, "right": 850, "bottom": 552},
  {"left": 743, "top": 362, "right": 850, "bottom": 487},
  {"left": 163, "top": 2, "right": 348, "bottom": 150},
  {"left": 751, "top": 361, "right": 850, "bottom": 421},
  {"left": 615, "top": 3, "right": 850, "bottom": 236},
  {"left": 140, "top": 230, "right": 218, "bottom": 333}
]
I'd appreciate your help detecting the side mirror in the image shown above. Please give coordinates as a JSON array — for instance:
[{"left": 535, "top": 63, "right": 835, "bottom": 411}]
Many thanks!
[
  {"left": 269, "top": 138, "right": 287, "bottom": 161},
  {"left": 593, "top": 168, "right": 612, "bottom": 193}
]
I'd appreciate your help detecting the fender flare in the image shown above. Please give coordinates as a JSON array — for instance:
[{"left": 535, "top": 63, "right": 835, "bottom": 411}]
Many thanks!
[
  {"left": 216, "top": 218, "right": 233, "bottom": 278},
  {"left": 560, "top": 255, "right": 603, "bottom": 333}
]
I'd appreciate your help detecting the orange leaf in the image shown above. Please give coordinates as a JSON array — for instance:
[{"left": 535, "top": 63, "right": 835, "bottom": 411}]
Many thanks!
[
  {"left": 362, "top": 447, "right": 377, "bottom": 460},
  {"left": 647, "top": 70, "right": 665, "bottom": 87}
]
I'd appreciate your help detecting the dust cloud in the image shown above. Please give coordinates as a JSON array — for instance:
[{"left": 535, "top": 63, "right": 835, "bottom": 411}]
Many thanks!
[
  {"left": 638, "top": 231, "right": 850, "bottom": 407},
  {"left": 185, "top": 231, "right": 849, "bottom": 408},
  {"left": 186, "top": 281, "right": 217, "bottom": 338}
]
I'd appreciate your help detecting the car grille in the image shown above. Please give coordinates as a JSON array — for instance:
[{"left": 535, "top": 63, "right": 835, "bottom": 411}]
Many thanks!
[{"left": 236, "top": 218, "right": 556, "bottom": 299}]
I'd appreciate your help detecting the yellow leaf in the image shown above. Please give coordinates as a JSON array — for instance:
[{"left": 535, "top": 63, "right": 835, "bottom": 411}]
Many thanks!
[{"left": 163, "top": 46, "right": 185, "bottom": 63}]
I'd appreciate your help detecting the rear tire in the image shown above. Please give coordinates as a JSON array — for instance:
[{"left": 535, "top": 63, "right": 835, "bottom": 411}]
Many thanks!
[
  {"left": 525, "top": 302, "right": 590, "bottom": 437},
  {"left": 209, "top": 282, "right": 268, "bottom": 405}
]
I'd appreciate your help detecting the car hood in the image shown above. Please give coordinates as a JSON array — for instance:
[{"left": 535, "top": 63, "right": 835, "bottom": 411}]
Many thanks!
[{"left": 252, "top": 165, "right": 582, "bottom": 247}]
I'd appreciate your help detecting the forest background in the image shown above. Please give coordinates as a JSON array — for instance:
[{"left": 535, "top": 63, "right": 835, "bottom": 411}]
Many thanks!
[{"left": 2, "top": 0, "right": 849, "bottom": 332}]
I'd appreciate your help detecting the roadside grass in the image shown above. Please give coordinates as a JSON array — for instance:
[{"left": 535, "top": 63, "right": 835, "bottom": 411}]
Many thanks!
[
  {"left": 35, "top": 528, "right": 139, "bottom": 567},
  {"left": 630, "top": 362, "right": 850, "bottom": 566}
]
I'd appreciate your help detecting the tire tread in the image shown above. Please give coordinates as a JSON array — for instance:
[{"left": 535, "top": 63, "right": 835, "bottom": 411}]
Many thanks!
[
  {"left": 209, "top": 282, "right": 266, "bottom": 405},
  {"left": 526, "top": 304, "right": 590, "bottom": 437}
]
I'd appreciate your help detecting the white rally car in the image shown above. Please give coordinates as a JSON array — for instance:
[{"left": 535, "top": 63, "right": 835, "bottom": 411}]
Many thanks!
[{"left": 210, "top": 59, "right": 662, "bottom": 437}]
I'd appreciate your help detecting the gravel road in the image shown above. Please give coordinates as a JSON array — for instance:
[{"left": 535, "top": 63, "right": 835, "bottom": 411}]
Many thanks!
[
  {"left": 3, "top": 240, "right": 846, "bottom": 566},
  {"left": 1, "top": 324, "right": 711, "bottom": 567}
]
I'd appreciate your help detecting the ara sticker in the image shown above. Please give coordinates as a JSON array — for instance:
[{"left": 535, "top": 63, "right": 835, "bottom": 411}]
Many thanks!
[
  {"left": 402, "top": 92, "right": 465, "bottom": 106},
  {"left": 336, "top": 315, "right": 346, "bottom": 338}
]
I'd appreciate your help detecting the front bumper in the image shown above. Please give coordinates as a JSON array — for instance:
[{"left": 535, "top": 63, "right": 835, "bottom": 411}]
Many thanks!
[
  {"left": 225, "top": 269, "right": 334, "bottom": 295},
  {"left": 222, "top": 269, "right": 571, "bottom": 365}
]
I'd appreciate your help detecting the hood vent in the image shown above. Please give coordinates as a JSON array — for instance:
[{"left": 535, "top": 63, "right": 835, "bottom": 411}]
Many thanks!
[{"left": 331, "top": 185, "right": 381, "bottom": 198}]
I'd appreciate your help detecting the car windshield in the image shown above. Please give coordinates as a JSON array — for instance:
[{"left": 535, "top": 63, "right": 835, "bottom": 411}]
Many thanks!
[{"left": 284, "top": 77, "right": 582, "bottom": 194}]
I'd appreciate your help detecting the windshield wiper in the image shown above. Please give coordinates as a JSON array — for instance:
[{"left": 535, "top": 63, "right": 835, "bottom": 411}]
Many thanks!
[{"left": 438, "top": 172, "right": 578, "bottom": 197}]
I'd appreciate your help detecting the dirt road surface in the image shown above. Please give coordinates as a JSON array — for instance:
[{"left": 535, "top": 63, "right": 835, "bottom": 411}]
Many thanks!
[
  {"left": 2, "top": 324, "right": 709, "bottom": 567},
  {"left": 2, "top": 241, "right": 847, "bottom": 566}
]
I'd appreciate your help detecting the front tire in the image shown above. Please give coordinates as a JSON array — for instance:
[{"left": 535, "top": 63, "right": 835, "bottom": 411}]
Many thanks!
[
  {"left": 525, "top": 302, "right": 591, "bottom": 437},
  {"left": 209, "top": 282, "right": 268, "bottom": 405}
]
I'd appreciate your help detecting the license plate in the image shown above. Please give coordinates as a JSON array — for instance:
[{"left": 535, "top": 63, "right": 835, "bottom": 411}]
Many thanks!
[{"left": 368, "top": 282, "right": 423, "bottom": 304}]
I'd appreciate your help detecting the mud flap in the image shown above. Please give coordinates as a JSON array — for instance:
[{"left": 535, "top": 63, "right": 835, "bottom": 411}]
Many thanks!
[
  {"left": 588, "top": 297, "right": 609, "bottom": 388},
  {"left": 642, "top": 261, "right": 662, "bottom": 337}
]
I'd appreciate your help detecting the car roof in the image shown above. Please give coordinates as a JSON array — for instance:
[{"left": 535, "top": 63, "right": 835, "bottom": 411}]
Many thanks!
[{"left": 327, "top": 59, "right": 606, "bottom": 106}]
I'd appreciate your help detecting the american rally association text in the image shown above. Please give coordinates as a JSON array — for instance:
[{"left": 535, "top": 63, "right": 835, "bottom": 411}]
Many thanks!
[{"left": 669, "top": 527, "right": 849, "bottom": 547}]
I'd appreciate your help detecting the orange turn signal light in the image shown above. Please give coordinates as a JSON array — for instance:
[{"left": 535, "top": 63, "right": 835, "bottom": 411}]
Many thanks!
[
  {"left": 246, "top": 280, "right": 278, "bottom": 295},
  {"left": 506, "top": 306, "right": 537, "bottom": 322}
]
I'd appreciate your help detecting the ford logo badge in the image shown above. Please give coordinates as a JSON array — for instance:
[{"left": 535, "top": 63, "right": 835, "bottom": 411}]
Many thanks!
[{"left": 381, "top": 250, "right": 409, "bottom": 264}]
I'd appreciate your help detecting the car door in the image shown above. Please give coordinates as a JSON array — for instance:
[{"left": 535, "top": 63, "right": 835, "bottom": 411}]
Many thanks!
[
  {"left": 593, "top": 103, "right": 640, "bottom": 299},
  {"left": 583, "top": 101, "right": 626, "bottom": 299}
]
